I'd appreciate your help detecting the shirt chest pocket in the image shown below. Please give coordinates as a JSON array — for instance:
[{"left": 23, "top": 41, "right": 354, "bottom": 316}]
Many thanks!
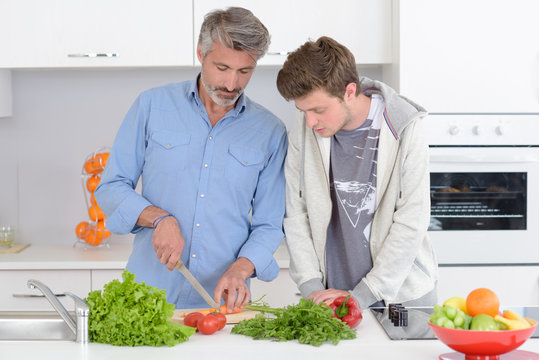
[
  {"left": 226, "top": 144, "right": 265, "bottom": 185},
  {"left": 148, "top": 130, "right": 191, "bottom": 173}
]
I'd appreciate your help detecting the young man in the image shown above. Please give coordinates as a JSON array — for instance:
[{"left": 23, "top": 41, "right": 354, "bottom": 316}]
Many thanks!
[
  {"left": 276, "top": 36, "right": 438, "bottom": 308},
  {"left": 95, "top": 7, "right": 287, "bottom": 311}
]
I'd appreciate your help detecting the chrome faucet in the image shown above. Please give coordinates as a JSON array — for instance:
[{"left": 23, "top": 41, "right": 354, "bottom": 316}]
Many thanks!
[{"left": 27, "top": 279, "right": 89, "bottom": 343}]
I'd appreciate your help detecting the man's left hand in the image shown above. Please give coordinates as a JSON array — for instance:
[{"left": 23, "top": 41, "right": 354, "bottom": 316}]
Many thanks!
[
  {"left": 308, "top": 288, "right": 350, "bottom": 305},
  {"left": 214, "top": 257, "right": 254, "bottom": 313}
]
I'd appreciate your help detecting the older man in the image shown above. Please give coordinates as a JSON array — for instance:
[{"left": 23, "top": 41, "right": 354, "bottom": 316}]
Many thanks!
[{"left": 96, "top": 7, "right": 287, "bottom": 311}]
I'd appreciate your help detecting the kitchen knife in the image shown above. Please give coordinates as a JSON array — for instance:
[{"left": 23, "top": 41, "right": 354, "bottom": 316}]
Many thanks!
[{"left": 175, "top": 260, "right": 221, "bottom": 309}]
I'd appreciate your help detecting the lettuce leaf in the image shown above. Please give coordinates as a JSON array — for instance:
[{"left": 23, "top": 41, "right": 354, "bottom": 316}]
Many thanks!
[{"left": 85, "top": 269, "right": 195, "bottom": 346}]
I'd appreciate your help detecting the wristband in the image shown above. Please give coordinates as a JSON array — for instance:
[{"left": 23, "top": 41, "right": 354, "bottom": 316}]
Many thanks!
[{"left": 152, "top": 214, "right": 173, "bottom": 229}]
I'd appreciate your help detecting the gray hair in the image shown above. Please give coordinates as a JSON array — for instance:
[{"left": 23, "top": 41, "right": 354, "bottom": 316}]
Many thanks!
[{"left": 198, "top": 7, "right": 270, "bottom": 61}]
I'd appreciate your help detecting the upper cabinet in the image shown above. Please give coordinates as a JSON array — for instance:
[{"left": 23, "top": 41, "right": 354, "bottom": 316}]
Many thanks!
[
  {"left": 395, "top": 0, "right": 539, "bottom": 113},
  {"left": 0, "top": 0, "right": 193, "bottom": 68},
  {"left": 194, "top": 0, "right": 392, "bottom": 66}
]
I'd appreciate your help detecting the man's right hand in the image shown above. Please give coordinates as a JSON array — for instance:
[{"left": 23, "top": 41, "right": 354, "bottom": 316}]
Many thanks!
[{"left": 137, "top": 206, "right": 185, "bottom": 271}]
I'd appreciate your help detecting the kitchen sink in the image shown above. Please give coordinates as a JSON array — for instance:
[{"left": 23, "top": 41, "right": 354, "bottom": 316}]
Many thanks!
[{"left": 0, "top": 311, "right": 76, "bottom": 341}]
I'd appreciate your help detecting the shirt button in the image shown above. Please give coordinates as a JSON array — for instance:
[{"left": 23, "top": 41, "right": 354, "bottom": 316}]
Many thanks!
[
  {"left": 200, "top": 194, "right": 205, "bottom": 198},
  {"left": 192, "top": 254, "right": 197, "bottom": 258},
  {"left": 209, "top": 136, "right": 213, "bottom": 140},
  {"left": 204, "top": 164, "right": 208, "bottom": 168},
  {"left": 196, "top": 223, "right": 200, "bottom": 227}
]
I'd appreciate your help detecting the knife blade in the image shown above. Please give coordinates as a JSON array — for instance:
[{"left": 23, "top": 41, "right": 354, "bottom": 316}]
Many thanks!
[{"left": 175, "top": 260, "right": 221, "bottom": 309}]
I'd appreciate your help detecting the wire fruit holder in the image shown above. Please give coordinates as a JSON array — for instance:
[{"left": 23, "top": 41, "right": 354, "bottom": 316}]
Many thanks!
[{"left": 74, "top": 147, "right": 112, "bottom": 249}]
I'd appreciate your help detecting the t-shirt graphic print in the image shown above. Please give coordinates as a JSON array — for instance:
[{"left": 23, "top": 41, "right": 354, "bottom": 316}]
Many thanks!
[{"left": 326, "top": 94, "right": 385, "bottom": 292}]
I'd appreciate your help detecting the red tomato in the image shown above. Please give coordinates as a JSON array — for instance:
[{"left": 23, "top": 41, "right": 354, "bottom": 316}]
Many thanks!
[
  {"left": 211, "top": 312, "right": 227, "bottom": 330},
  {"left": 184, "top": 312, "right": 204, "bottom": 328},
  {"left": 197, "top": 315, "right": 219, "bottom": 335}
]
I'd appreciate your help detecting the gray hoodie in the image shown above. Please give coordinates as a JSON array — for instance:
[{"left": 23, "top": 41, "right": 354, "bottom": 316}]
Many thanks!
[{"left": 283, "top": 77, "right": 438, "bottom": 308}]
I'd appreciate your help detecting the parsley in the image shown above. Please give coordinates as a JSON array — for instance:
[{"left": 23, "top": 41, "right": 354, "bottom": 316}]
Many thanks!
[
  {"left": 85, "top": 270, "right": 196, "bottom": 346},
  {"left": 233, "top": 298, "right": 356, "bottom": 346}
]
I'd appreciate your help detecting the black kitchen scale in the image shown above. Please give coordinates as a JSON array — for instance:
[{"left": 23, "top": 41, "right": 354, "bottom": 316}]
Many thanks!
[{"left": 370, "top": 306, "right": 539, "bottom": 341}]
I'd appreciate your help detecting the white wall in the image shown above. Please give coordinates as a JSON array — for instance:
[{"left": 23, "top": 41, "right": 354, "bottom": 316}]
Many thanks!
[{"left": 0, "top": 66, "right": 382, "bottom": 246}]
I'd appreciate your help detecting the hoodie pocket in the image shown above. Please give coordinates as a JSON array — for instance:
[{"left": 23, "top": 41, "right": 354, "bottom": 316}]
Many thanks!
[{"left": 148, "top": 130, "right": 191, "bottom": 173}]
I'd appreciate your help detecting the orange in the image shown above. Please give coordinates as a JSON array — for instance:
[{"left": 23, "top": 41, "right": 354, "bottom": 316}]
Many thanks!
[
  {"left": 97, "top": 152, "right": 109, "bottom": 168},
  {"left": 75, "top": 221, "right": 90, "bottom": 240},
  {"left": 83, "top": 156, "right": 101, "bottom": 175},
  {"left": 83, "top": 152, "right": 109, "bottom": 175},
  {"left": 95, "top": 220, "right": 111, "bottom": 239},
  {"left": 88, "top": 204, "right": 105, "bottom": 221},
  {"left": 86, "top": 175, "right": 101, "bottom": 193},
  {"left": 84, "top": 229, "right": 103, "bottom": 246},
  {"left": 466, "top": 288, "right": 500, "bottom": 317}
]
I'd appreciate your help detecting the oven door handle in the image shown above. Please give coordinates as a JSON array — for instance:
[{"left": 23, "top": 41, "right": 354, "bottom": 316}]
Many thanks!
[{"left": 430, "top": 154, "right": 539, "bottom": 163}]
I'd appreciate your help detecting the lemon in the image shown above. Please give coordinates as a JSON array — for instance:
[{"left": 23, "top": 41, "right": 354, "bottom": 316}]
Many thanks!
[{"left": 443, "top": 296, "right": 468, "bottom": 314}]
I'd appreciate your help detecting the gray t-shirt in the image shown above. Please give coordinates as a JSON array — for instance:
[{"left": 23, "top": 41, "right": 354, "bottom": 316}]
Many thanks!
[{"left": 326, "top": 94, "right": 384, "bottom": 292}]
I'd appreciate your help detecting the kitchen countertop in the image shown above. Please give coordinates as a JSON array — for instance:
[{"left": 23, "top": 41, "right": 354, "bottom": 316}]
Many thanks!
[
  {"left": 2, "top": 310, "right": 539, "bottom": 360},
  {"left": 0, "top": 238, "right": 291, "bottom": 270}
]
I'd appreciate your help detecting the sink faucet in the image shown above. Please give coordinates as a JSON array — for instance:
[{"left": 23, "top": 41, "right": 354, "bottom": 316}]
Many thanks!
[{"left": 27, "top": 279, "right": 89, "bottom": 343}]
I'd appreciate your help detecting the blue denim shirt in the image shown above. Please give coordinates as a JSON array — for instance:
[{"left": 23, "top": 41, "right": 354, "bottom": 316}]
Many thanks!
[{"left": 95, "top": 76, "right": 288, "bottom": 308}]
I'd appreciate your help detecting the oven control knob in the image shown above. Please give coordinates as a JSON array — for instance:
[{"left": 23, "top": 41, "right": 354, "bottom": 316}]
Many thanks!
[
  {"left": 472, "top": 125, "right": 481, "bottom": 135},
  {"left": 449, "top": 126, "right": 460, "bottom": 135},
  {"left": 495, "top": 125, "right": 504, "bottom": 136}
]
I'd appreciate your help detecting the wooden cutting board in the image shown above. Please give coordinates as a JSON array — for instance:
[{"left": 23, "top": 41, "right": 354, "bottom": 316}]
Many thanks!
[{"left": 171, "top": 308, "right": 259, "bottom": 324}]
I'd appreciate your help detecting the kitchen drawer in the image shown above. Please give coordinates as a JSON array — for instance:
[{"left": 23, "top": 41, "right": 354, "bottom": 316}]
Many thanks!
[
  {"left": 251, "top": 268, "right": 301, "bottom": 307},
  {"left": 91, "top": 269, "right": 124, "bottom": 292},
  {"left": 0, "top": 270, "right": 91, "bottom": 311}
]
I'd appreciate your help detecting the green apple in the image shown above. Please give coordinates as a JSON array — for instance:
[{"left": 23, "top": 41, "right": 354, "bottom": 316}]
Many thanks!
[{"left": 470, "top": 314, "right": 499, "bottom": 331}]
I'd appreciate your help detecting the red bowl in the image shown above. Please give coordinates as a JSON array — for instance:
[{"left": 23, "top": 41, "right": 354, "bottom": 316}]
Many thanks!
[{"left": 428, "top": 318, "right": 537, "bottom": 359}]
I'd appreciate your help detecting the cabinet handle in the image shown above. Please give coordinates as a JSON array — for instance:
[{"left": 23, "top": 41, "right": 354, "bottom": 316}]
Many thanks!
[
  {"left": 267, "top": 51, "right": 290, "bottom": 56},
  {"left": 67, "top": 53, "right": 119, "bottom": 58},
  {"left": 12, "top": 293, "right": 65, "bottom": 298}
]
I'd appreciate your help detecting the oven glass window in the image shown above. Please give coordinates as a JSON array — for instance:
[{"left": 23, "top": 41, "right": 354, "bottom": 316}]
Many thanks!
[{"left": 429, "top": 172, "right": 527, "bottom": 231}]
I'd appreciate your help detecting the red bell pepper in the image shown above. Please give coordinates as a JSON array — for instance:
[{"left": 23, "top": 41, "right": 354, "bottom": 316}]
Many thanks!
[{"left": 330, "top": 295, "right": 363, "bottom": 328}]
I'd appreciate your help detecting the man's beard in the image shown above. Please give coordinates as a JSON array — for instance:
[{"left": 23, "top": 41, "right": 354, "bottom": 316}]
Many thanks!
[{"left": 201, "top": 72, "right": 243, "bottom": 107}]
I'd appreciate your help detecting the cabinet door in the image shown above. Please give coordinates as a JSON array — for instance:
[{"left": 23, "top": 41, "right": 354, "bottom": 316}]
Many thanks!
[
  {"left": 194, "top": 0, "right": 392, "bottom": 66},
  {"left": 91, "top": 269, "right": 124, "bottom": 291},
  {"left": 0, "top": 0, "right": 193, "bottom": 68},
  {"left": 0, "top": 270, "right": 91, "bottom": 311},
  {"left": 398, "top": 0, "right": 539, "bottom": 112}
]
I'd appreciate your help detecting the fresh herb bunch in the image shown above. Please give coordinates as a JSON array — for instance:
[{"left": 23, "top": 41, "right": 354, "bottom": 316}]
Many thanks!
[
  {"left": 85, "top": 270, "right": 196, "bottom": 346},
  {"left": 233, "top": 298, "right": 357, "bottom": 346}
]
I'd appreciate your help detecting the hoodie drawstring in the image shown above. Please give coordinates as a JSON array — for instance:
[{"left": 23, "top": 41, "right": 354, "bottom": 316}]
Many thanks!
[{"left": 299, "top": 113, "right": 306, "bottom": 198}]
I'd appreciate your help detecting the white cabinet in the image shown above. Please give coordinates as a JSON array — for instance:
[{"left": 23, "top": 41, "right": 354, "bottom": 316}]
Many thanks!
[
  {"left": 251, "top": 268, "right": 301, "bottom": 307},
  {"left": 194, "top": 0, "right": 392, "bottom": 66},
  {"left": 0, "top": 270, "right": 91, "bottom": 311},
  {"left": 394, "top": 0, "right": 539, "bottom": 113},
  {"left": 437, "top": 266, "right": 539, "bottom": 307},
  {"left": 0, "top": 0, "right": 193, "bottom": 68},
  {"left": 0, "top": 70, "right": 12, "bottom": 117},
  {"left": 91, "top": 269, "right": 124, "bottom": 292}
]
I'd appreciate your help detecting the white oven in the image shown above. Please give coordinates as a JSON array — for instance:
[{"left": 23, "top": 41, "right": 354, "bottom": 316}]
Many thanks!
[{"left": 426, "top": 114, "right": 539, "bottom": 265}]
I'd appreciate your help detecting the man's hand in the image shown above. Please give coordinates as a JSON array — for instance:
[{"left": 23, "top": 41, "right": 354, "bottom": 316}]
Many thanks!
[
  {"left": 307, "top": 288, "right": 350, "bottom": 305},
  {"left": 214, "top": 257, "right": 255, "bottom": 313},
  {"left": 137, "top": 206, "right": 185, "bottom": 271}
]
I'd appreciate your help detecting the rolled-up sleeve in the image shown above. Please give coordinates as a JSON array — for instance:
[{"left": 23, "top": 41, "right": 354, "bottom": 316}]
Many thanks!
[{"left": 95, "top": 94, "right": 152, "bottom": 234}]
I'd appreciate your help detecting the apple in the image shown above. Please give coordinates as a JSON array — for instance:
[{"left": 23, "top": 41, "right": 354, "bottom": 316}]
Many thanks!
[{"left": 470, "top": 314, "right": 500, "bottom": 331}]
